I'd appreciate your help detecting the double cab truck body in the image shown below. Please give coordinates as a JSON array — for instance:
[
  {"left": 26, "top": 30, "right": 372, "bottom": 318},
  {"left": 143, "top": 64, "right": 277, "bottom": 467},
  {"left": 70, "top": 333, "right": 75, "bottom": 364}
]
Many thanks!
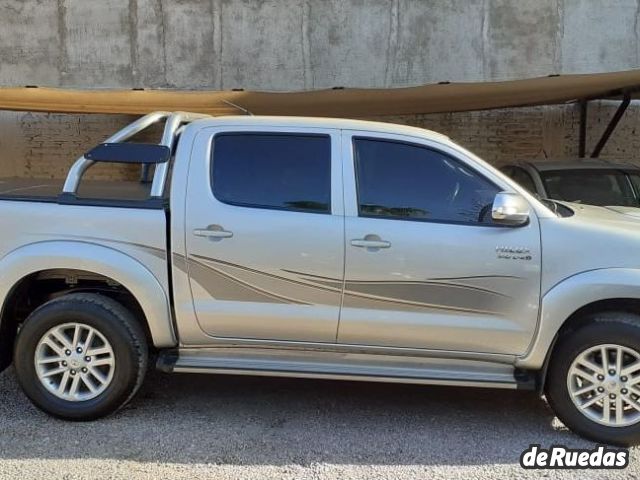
[{"left": 2, "top": 112, "right": 640, "bottom": 445}]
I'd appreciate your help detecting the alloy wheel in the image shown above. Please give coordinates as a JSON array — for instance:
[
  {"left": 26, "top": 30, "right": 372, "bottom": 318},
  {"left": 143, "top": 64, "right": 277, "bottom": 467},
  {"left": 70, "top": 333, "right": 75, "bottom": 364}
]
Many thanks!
[{"left": 34, "top": 322, "right": 115, "bottom": 402}]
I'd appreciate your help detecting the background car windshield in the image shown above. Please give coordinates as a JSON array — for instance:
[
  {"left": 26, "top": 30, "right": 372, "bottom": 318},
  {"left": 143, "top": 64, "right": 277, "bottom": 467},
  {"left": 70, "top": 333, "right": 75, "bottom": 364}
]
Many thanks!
[{"left": 540, "top": 169, "right": 640, "bottom": 207}]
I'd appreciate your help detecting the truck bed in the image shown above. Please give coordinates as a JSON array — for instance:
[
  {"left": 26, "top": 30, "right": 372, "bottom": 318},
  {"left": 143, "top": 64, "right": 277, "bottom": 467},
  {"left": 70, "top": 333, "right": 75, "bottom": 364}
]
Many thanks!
[{"left": 0, "top": 177, "right": 152, "bottom": 202}]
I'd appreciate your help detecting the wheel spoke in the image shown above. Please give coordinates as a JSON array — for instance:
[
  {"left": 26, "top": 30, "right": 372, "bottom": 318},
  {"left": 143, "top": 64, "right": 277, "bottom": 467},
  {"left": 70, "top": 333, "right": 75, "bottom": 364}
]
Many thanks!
[
  {"left": 602, "top": 396, "right": 611, "bottom": 423},
  {"left": 601, "top": 346, "right": 609, "bottom": 372},
  {"left": 37, "top": 356, "right": 63, "bottom": 365},
  {"left": 576, "top": 358, "right": 604, "bottom": 376},
  {"left": 615, "top": 347, "right": 623, "bottom": 374},
  {"left": 42, "top": 338, "right": 66, "bottom": 357},
  {"left": 91, "top": 357, "right": 114, "bottom": 367},
  {"left": 71, "top": 324, "right": 82, "bottom": 349},
  {"left": 623, "top": 361, "right": 640, "bottom": 376},
  {"left": 574, "top": 384, "right": 597, "bottom": 396},
  {"left": 82, "top": 374, "right": 98, "bottom": 393},
  {"left": 57, "top": 371, "right": 71, "bottom": 394},
  {"left": 83, "top": 329, "right": 95, "bottom": 351},
  {"left": 86, "top": 346, "right": 110, "bottom": 357},
  {"left": 41, "top": 366, "right": 66, "bottom": 378},
  {"left": 69, "top": 374, "right": 81, "bottom": 397},
  {"left": 581, "top": 392, "right": 605, "bottom": 409},
  {"left": 573, "top": 368, "right": 597, "bottom": 384},
  {"left": 623, "top": 395, "right": 640, "bottom": 413},
  {"left": 615, "top": 396, "right": 624, "bottom": 425},
  {"left": 50, "top": 330, "right": 72, "bottom": 350},
  {"left": 89, "top": 366, "right": 108, "bottom": 385}
]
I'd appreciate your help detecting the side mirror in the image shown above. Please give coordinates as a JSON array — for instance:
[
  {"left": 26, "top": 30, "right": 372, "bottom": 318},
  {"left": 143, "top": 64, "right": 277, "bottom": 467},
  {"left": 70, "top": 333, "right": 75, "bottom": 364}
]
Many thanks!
[{"left": 492, "top": 192, "right": 530, "bottom": 226}]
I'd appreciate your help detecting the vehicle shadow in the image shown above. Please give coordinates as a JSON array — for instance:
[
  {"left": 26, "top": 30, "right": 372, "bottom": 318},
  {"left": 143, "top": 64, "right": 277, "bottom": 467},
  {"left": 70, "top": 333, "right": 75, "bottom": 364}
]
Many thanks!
[{"left": 0, "top": 367, "right": 599, "bottom": 466}]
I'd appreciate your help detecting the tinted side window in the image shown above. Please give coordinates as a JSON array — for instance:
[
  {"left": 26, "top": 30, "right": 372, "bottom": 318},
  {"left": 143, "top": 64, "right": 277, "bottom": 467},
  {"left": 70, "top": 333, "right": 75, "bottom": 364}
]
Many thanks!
[
  {"left": 212, "top": 133, "right": 331, "bottom": 213},
  {"left": 354, "top": 138, "right": 499, "bottom": 224},
  {"left": 510, "top": 167, "right": 537, "bottom": 193}
]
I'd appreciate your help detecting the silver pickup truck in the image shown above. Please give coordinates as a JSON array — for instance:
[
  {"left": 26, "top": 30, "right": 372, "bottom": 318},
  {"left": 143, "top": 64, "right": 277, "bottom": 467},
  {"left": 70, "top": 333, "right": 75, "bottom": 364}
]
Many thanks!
[{"left": 2, "top": 112, "right": 640, "bottom": 446}]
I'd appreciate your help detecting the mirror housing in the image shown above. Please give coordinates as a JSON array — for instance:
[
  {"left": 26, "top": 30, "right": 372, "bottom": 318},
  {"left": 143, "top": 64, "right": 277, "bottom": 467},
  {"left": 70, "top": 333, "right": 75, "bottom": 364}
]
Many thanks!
[{"left": 492, "top": 192, "right": 530, "bottom": 226}]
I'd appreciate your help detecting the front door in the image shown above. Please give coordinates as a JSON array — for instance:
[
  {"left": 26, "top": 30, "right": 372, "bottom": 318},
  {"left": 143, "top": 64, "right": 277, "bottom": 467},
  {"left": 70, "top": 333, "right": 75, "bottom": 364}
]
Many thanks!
[
  {"left": 185, "top": 127, "right": 344, "bottom": 343},
  {"left": 338, "top": 132, "right": 542, "bottom": 355}
]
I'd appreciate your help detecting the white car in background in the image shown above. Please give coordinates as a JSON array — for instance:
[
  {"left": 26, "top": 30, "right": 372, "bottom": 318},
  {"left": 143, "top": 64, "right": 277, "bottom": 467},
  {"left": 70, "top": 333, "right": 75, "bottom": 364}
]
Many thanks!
[{"left": 500, "top": 160, "right": 640, "bottom": 217}]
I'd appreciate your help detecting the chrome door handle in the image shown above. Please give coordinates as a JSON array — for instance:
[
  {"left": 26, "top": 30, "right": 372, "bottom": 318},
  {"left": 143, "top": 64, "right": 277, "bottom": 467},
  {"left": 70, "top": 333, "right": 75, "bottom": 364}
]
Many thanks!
[
  {"left": 350, "top": 238, "right": 391, "bottom": 249},
  {"left": 193, "top": 225, "right": 234, "bottom": 239}
]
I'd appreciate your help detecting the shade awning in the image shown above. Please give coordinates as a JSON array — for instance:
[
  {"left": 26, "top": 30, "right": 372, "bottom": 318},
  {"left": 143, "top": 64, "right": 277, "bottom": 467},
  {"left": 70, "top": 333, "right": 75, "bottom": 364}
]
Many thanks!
[{"left": 1, "top": 69, "right": 640, "bottom": 117}]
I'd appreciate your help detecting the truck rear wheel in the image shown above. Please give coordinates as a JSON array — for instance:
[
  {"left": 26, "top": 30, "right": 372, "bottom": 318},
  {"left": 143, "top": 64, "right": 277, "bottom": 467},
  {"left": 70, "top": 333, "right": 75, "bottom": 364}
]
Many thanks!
[
  {"left": 13, "top": 293, "right": 148, "bottom": 420},
  {"left": 546, "top": 311, "right": 640, "bottom": 446}
]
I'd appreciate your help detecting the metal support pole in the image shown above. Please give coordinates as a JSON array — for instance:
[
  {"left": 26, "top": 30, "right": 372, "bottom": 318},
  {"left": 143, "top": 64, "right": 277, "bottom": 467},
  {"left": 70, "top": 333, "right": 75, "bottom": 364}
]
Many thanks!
[
  {"left": 591, "top": 94, "right": 631, "bottom": 158},
  {"left": 578, "top": 100, "right": 587, "bottom": 158}
]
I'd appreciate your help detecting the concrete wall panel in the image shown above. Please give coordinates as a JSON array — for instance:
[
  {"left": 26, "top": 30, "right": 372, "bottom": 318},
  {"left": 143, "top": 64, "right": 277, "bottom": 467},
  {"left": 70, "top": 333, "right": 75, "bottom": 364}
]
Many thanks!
[
  {"left": 0, "top": 0, "right": 60, "bottom": 86},
  {"left": 390, "top": 0, "right": 484, "bottom": 86},
  {"left": 219, "top": 0, "right": 306, "bottom": 90},
  {"left": 161, "top": 0, "right": 215, "bottom": 88},
  {"left": 133, "top": 0, "right": 167, "bottom": 88},
  {"left": 307, "top": 0, "right": 392, "bottom": 88},
  {"left": 60, "top": 0, "right": 133, "bottom": 87},
  {"left": 485, "top": 0, "right": 560, "bottom": 80},
  {"left": 2, "top": 0, "right": 640, "bottom": 90},
  {"left": 561, "top": 0, "right": 639, "bottom": 74}
]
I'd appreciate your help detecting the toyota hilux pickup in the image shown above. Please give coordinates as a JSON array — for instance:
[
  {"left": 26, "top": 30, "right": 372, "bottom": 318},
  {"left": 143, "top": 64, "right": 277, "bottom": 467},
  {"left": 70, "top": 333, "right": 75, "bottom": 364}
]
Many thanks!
[{"left": 1, "top": 112, "right": 640, "bottom": 446}]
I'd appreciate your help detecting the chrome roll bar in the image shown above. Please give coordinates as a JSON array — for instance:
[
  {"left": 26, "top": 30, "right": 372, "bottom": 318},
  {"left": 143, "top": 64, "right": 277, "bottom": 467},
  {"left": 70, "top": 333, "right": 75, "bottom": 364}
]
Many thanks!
[{"left": 62, "top": 111, "right": 209, "bottom": 198}]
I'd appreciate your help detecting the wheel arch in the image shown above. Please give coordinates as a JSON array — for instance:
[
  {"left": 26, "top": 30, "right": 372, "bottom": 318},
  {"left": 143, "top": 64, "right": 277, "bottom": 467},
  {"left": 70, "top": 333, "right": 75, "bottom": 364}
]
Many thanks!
[
  {"left": 516, "top": 268, "right": 640, "bottom": 388},
  {"left": 0, "top": 241, "right": 176, "bottom": 369}
]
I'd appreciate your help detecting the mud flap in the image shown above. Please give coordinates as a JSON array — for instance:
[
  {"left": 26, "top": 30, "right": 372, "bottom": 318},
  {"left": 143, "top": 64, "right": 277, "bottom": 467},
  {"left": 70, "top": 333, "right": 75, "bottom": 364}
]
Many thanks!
[{"left": 0, "top": 321, "right": 14, "bottom": 373}]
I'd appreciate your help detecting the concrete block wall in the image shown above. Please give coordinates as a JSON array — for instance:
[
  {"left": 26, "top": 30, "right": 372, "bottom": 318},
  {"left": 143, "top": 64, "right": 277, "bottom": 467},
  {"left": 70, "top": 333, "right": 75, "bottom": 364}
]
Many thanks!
[
  {"left": 385, "top": 101, "right": 640, "bottom": 166},
  {"left": 1, "top": 100, "right": 637, "bottom": 182},
  {"left": 0, "top": 0, "right": 639, "bottom": 180}
]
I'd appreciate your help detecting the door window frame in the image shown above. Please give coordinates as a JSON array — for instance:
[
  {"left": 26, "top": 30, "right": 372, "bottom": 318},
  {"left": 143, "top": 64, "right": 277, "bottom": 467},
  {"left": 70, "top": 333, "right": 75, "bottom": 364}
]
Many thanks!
[
  {"left": 195, "top": 125, "right": 344, "bottom": 217},
  {"left": 210, "top": 131, "right": 333, "bottom": 215},
  {"left": 342, "top": 130, "right": 510, "bottom": 227}
]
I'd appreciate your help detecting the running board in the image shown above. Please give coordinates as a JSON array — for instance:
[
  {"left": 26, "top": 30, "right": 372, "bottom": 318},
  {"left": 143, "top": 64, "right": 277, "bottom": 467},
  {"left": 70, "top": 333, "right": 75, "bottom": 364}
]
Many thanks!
[{"left": 157, "top": 347, "right": 535, "bottom": 390}]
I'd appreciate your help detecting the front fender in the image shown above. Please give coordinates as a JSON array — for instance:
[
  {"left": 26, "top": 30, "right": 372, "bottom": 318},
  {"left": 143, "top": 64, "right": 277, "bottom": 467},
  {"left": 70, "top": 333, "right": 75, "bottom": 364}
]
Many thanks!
[
  {"left": 0, "top": 240, "right": 176, "bottom": 347},
  {"left": 516, "top": 268, "right": 640, "bottom": 369}
]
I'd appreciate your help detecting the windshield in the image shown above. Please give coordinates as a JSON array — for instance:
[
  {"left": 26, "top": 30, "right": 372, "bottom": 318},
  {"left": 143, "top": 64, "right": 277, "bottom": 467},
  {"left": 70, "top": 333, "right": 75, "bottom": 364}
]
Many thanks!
[{"left": 540, "top": 169, "right": 640, "bottom": 207}]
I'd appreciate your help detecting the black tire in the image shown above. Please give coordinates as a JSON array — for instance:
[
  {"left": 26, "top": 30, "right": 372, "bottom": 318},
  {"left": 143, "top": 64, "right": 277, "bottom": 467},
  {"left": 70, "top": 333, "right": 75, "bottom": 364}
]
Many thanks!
[
  {"left": 546, "top": 311, "right": 640, "bottom": 446},
  {"left": 13, "top": 292, "right": 148, "bottom": 420}
]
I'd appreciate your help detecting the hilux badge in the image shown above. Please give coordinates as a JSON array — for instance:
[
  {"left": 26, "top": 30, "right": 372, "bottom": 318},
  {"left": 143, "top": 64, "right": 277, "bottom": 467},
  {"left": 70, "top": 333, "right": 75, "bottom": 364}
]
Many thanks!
[{"left": 496, "top": 246, "right": 532, "bottom": 261}]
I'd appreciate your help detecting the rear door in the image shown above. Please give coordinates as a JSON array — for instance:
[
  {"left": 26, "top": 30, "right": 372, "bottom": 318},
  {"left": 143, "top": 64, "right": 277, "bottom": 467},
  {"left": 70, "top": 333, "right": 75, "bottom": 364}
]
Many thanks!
[{"left": 184, "top": 126, "right": 344, "bottom": 343}]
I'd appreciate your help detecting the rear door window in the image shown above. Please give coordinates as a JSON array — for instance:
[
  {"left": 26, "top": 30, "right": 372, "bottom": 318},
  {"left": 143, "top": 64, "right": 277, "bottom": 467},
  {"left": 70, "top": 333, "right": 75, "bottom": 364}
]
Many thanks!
[{"left": 212, "top": 133, "right": 331, "bottom": 213}]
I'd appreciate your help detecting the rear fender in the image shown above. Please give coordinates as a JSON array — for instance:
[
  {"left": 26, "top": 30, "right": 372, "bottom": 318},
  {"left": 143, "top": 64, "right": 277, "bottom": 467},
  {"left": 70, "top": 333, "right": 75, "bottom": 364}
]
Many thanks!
[{"left": 0, "top": 240, "right": 177, "bottom": 350}]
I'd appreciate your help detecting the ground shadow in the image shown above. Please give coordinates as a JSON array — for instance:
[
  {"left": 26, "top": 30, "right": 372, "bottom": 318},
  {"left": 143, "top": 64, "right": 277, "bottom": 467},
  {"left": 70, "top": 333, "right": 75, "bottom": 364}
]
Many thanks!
[{"left": 0, "top": 367, "right": 597, "bottom": 467}]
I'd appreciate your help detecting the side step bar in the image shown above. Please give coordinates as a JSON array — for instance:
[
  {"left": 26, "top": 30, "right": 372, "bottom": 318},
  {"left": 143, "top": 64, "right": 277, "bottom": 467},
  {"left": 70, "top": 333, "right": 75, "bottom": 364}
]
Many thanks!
[{"left": 157, "top": 348, "right": 536, "bottom": 390}]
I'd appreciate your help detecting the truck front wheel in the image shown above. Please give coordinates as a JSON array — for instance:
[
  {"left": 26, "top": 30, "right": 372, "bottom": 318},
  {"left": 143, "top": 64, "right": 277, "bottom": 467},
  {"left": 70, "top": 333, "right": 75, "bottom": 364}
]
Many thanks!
[
  {"left": 13, "top": 292, "right": 148, "bottom": 420},
  {"left": 546, "top": 311, "right": 640, "bottom": 446}
]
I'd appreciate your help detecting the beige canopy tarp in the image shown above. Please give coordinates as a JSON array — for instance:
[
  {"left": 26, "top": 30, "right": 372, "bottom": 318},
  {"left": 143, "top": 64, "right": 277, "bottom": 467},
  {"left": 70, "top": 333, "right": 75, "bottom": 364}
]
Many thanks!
[{"left": 1, "top": 69, "right": 640, "bottom": 117}]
